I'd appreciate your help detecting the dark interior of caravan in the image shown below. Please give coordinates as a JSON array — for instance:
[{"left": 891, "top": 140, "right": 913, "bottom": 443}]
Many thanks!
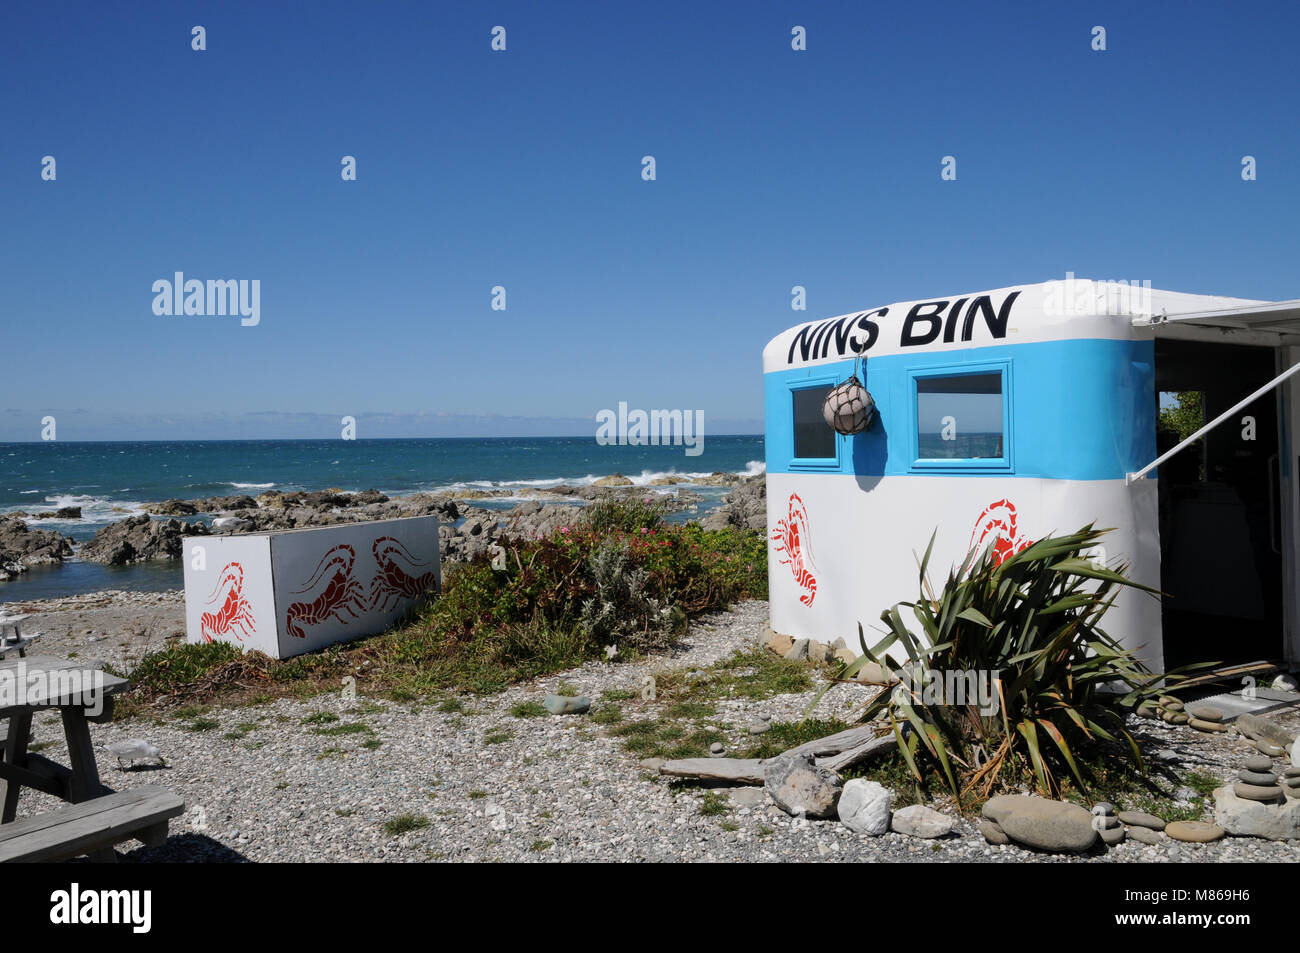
[{"left": 1155, "top": 340, "right": 1283, "bottom": 669}]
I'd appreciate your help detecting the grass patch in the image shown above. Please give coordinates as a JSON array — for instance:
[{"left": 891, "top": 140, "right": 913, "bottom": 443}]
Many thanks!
[
  {"left": 509, "top": 701, "right": 549, "bottom": 719},
  {"left": 601, "top": 688, "right": 637, "bottom": 702},
  {"left": 360, "top": 738, "right": 383, "bottom": 750},
  {"left": 183, "top": 717, "right": 220, "bottom": 733},
  {"left": 310, "top": 722, "right": 374, "bottom": 737},
  {"left": 383, "top": 814, "right": 430, "bottom": 836},
  {"left": 468, "top": 790, "right": 489, "bottom": 800},
  {"left": 334, "top": 807, "right": 354, "bottom": 817},
  {"left": 528, "top": 839, "right": 553, "bottom": 852},
  {"left": 698, "top": 791, "right": 729, "bottom": 817},
  {"left": 484, "top": 729, "right": 513, "bottom": 745},
  {"left": 590, "top": 705, "right": 623, "bottom": 726},
  {"left": 301, "top": 712, "right": 339, "bottom": 726},
  {"left": 437, "top": 698, "right": 465, "bottom": 714}
]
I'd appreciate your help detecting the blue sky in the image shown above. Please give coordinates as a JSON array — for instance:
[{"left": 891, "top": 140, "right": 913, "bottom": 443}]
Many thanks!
[{"left": 3, "top": 0, "right": 1299, "bottom": 441}]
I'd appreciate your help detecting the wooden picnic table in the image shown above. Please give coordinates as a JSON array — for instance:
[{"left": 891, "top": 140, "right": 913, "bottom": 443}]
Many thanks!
[{"left": 0, "top": 656, "right": 128, "bottom": 823}]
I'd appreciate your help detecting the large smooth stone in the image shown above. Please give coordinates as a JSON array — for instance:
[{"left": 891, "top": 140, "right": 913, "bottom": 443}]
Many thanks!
[
  {"left": 1190, "top": 718, "right": 1228, "bottom": 733},
  {"left": 1099, "top": 825, "right": 1125, "bottom": 846},
  {"left": 1165, "top": 820, "right": 1226, "bottom": 843},
  {"left": 764, "top": 752, "right": 843, "bottom": 820},
  {"left": 1129, "top": 826, "right": 1164, "bottom": 846},
  {"left": 981, "top": 795, "right": 1098, "bottom": 852},
  {"left": 980, "top": 819, "right": 1010, "bottom": 845},
  {"left": 1214, "top": 785, "right": 1300, "bottom": 840},
  {"left": 1188, "top": 705, "right": 1223, "bottom": 722},
  {"left": 1237, "top": 769, "right": 1279, "bottom": 786},
  {"left": 890, "top": 804, "right": 956, "bottom": 839},
  {"left": 1245, "top": 754, "right": 1274, "bottom": 773},
  {"left": 1234, "top": 782, "right": 1284, "bottom": 802},
  {"left": 834, "top": 777, "right": 889, "bottom": 834},
  {"left": 1117, "top": 810, "right": 1166, "bottom": 831},
  {"left": 543, "top": 694, "right": 591, "bottom": 715}
]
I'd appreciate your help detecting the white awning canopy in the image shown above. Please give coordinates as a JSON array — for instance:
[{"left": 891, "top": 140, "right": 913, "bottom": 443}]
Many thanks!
[{"left": 1133, "top": 298, "right": 1300, "bottom": 345}]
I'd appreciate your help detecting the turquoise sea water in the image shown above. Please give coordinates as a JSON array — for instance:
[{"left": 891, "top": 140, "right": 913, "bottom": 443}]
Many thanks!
[{"left": 0, "top": 436, "right": 765, "bottom": 600}]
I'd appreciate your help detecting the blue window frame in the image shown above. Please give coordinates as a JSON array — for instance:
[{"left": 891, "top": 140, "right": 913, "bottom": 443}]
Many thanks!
[
  {"left": 908, "top": 361, "right": 1012, "bottom": 472},
  {"left": 790, "top": 379, "right": 840, "bottom": 469}
]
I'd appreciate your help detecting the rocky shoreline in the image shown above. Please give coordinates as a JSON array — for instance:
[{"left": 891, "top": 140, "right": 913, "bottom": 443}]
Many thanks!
[{"left": 0, "top": 472, "right": 767, "bottom": 580}]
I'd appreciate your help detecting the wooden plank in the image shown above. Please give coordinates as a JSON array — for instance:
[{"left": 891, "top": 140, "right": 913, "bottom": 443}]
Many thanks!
[
  {"left": 61, "top": 707, "right": 108, "bottom": 802},
  {"left": 658, "top": 758, "right": 766, "bottom": 784},
  {"left": 0, "top": 786, "right": 184, "bottom": 863},
  {"left": 0, "top": 786, "right": 165, "bottom": 838},
  {"left": 0, "top": 656, "right": 128, "bottom": 709},
  {"left": 0, "top": 710, "right": 31, "bottom": 823}
]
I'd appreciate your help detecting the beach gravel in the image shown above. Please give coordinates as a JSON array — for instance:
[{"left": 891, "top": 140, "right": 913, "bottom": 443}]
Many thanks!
[{"left": 5, "top": 596, "right": 1300, "bottom": 863}]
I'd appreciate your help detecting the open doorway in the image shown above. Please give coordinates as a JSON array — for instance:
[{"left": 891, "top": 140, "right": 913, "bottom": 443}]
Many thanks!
[{"left": 1155, "top": 339, "right": 1283, "bottom": 669}]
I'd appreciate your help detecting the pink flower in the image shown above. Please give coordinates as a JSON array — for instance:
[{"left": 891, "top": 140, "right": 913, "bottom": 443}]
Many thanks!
[
  {"left": 640, "top": 527, "right": 648, "bottom": 535},
  {"left": 560, "top": 526, "right": 570, "bottom": 534}
]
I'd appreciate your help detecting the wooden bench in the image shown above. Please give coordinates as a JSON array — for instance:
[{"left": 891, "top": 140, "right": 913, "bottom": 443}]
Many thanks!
[{"left": 0, "top": 786, "right": 185, "bottom": 862}]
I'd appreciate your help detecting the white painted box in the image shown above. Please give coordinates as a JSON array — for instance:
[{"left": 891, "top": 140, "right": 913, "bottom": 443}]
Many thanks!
[{"left": 182, "top": 516, "right": 439, "bottom": 659}]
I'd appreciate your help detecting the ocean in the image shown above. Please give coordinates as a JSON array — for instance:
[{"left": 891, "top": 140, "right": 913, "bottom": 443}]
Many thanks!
[{"left": 0, "top": 436, "right": 765, "bottom": 600}]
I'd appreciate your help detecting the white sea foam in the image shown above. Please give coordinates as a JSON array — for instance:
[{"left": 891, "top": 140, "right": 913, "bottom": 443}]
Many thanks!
[{"left": 228, "top": 482, "right": 275, "bottom": 489}]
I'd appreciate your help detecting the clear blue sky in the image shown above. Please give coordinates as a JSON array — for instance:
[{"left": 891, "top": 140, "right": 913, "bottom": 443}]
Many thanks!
[{"left": 3, "top": 0, "right": 1298, "bottom": 440}]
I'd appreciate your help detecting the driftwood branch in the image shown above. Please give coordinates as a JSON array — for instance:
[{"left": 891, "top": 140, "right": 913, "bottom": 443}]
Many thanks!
[{"left": 657, "top": 725, "right": 894, "bottom": 784}]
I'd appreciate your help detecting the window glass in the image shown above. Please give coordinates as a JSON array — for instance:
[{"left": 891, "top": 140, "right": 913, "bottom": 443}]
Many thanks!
[
  {"left": 793, "top": 386, "right": 836, "bottom": 459},
  {"left": 916, "top": 372, "right": 1003, "bottom": 459}
]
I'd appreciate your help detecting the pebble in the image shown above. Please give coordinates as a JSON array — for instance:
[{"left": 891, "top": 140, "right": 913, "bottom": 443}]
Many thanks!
[
  {"left": 1234, "top": 782, "right": 1284, "bottom": 802},
  {"left": 748, "top": 721, "right": 770, "bottom": 735},
  {"left": 709, "top": 742, "right": 726, "bottom": 758},
  {"left": 1245, "top": 754, "right": 1274, "bottom": 773},
  {"left": 1117, "top": 810, "right": 1165, "bottom": 831},
  {"left": 980, "top": 819, "right": 1010, "bottom": 845},
  {"left": 1165, "top": 820, "right": 1226, "bottom": 843},
  {"left": 1092, "top": 802, "right": 1116, "bottom": 817},
  {"left": 1129, "top": 826, "right": 1163, "bottom": 846},
  {"left": 1162, "top": 699, "right": 1185, "bottom": 712},
  {"left": 1099, "top": 825, "right": 1125, "bottom": 846},
  {"left": 1188, "top": 706, "right": 1223, "bottom": 723},
  {"left": 1153, "top": 749, "right": 1180, "bottom": 764},
  {"left": 1257, "top": 741, "right": 1287, "bottom": 757},
  {"left": 1190, "top": 718, "right": 1228, "bottom": 733},
  {"left": 543, "top": 694, "right": 591, "bottom": 715},
  {"left": 1237, "top": 769, "right": 1278, "bottom": 786}
]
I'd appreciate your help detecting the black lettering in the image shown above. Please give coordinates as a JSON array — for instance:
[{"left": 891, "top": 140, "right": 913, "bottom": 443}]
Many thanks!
[
  {"left": 787, "top": 319, "right": 833, "bottom": 363},
  {"left": 961, "top": 291, "right": 1020, "bottom": 340},
  {"left": 943, "top": 297, "right": 968, "bottom": 343},
  {"left": 901, "top": 300, "right": 948, "bottom": 347},
  {"left": 823, "top": 316, "right": 856, "bottom": 358},
  {"left": 848, "top": 308, "right": 885, "bottom": 353}
]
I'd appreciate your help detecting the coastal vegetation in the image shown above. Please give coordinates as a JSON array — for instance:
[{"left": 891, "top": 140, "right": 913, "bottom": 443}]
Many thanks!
[
  {"left": 827, "top": 525, "right": 1172, "bottom": 800},
  {"left": 114, "top": 500, "right": 767, "bottom": 712}
]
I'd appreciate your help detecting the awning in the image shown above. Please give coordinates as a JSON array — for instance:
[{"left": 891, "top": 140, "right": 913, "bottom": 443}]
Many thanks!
[{"left": 1133, "top": 298, "right": 1300, "bottom": 345}]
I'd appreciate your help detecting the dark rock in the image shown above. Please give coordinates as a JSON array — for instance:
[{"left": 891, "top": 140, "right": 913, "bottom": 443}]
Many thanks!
[{"left": 0, "top": 516, "right": 75, "bottom": 580}]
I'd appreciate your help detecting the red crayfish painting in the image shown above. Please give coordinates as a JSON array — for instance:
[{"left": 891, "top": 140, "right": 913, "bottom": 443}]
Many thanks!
[
  {"left": 200, "top": 561, "right": 256, "bottom": 642},
  {"left": 369, "top": 536, "right": 438, "bottom": 612},
  {"left": 771, "top": 493, "right": 818, "bottom": 607},
  {"left": 969, "top": 498, "right": 1034, "bottom": 567},
  {"left": 285, "top": 543, "right": 367, "bottom": 639}
]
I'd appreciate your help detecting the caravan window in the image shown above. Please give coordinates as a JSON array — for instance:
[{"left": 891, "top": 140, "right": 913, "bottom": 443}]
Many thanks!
[
  {"left": 911, "top": 365, "right": 1010, "bottom": 469},
  {"left": 792, "top": 384, "right": 837, "bottom": 463}
]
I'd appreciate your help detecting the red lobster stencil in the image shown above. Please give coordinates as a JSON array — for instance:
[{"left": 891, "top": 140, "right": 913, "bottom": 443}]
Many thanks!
[
  {"left": 969, "top": 498, "right": 1034, "bottom": 567},
  {"left": 201, "top": 561, "right": 255, "bottom": 642},
  {"left": 370, "top": 536, "right": 438, "bottom": 612},
  {"left": 285, "top": 543, "right": 366, "bottom": 639},
  {"left": 772, "top": 493, "right": 818, "bottom": 606}
]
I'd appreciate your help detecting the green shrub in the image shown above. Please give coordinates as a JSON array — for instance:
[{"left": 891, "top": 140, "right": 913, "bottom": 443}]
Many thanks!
[{"left": 829, "top": 526, "right": 1174, "bottom": 799}]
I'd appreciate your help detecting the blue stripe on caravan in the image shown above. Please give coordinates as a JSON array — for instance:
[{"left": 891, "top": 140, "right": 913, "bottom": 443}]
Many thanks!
[{"left": 764, "top": 338, "right": 1156, "bottom": 479}]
